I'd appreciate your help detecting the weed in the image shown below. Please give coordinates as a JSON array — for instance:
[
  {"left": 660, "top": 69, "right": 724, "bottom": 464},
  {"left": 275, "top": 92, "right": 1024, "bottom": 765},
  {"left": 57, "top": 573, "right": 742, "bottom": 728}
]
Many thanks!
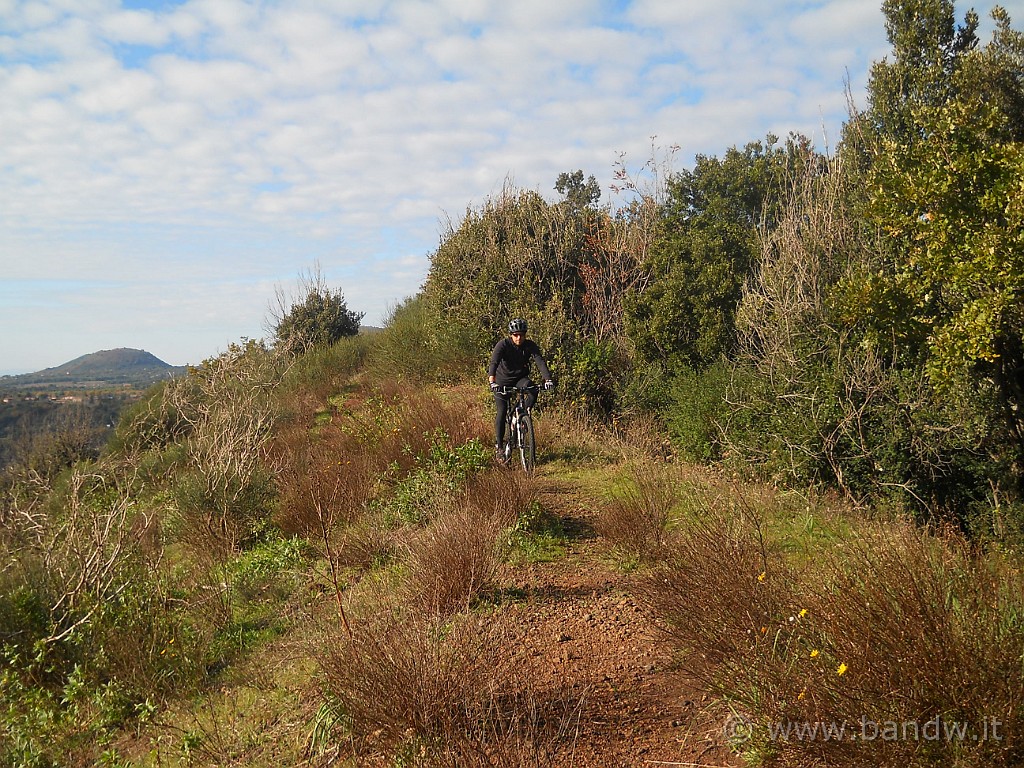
[
  {"left": 596, "top": 462, "right": 677, "bottom": 566},
  {"left": 505, "top": 500, "right": 568, "bottom": 564}
]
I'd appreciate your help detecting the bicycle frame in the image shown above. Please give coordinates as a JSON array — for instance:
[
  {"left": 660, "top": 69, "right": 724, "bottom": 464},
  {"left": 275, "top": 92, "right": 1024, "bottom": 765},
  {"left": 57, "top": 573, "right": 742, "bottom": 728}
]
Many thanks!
[{"left": 497, "top": 384, "right": 540, "bottom": 472}]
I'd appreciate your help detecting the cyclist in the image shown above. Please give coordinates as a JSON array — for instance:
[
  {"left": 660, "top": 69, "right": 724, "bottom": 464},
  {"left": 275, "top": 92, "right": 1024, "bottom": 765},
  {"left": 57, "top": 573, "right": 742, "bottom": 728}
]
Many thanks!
[{"left": 488, "top": 318, "right": 554, "bottom": 460}]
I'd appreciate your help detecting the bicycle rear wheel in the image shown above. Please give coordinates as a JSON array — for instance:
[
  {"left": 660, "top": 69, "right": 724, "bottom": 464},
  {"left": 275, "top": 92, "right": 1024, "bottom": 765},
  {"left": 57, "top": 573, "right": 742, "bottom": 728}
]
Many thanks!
[
  {"left": 517, "top": 411, "right": 536, "bottom": 472},
  {"left": 501, "top": 412, "right": 517, "bottom": 463}
]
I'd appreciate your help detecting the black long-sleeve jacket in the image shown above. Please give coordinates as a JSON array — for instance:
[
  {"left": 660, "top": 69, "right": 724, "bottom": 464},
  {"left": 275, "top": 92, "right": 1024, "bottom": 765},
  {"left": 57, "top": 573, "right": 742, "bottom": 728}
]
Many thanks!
[{"left": 487, "top": 337, "right": 552, "bottom": 385}]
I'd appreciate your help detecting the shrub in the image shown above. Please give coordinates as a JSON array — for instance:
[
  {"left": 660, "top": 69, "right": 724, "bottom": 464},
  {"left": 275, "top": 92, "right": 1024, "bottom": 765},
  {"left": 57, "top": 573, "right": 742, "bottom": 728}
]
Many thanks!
[
  {"left": 367, "top": 295, "right": 480, "bottom": 383},
  {"left": 317, "top": 603, "right": 577, "bottom": 766},
  {"left": 595, "top": 463, "right": 678, "bottom": 566},
  {"left": 270, "top": 269, "right": 363, "bottom": 355},
  {"left": 403, "top": 470, "right": 529, "bottom": 617},
  {"left": 275, "top": 334, "right": 371, "bottom": 414},
  {"left": 637, "top": 482, "right": 1024, "bottom": 767},
  {"left": 662, "top": 361, "right": 732, "bottom": 462}
]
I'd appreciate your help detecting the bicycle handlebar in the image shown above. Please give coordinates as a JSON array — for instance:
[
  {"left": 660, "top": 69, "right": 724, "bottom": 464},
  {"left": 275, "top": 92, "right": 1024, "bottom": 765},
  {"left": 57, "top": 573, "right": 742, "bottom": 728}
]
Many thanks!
[{"left": 494, "top": 383, "right": 542, "bottom": 396}]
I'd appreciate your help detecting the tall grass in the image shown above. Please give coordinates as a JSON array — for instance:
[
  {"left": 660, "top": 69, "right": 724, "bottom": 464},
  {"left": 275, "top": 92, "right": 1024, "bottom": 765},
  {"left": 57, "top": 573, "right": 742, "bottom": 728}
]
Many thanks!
[
  {"left": 634, "top": 479, "right": 1024, "bottom": 767},
  {"left": 317, "top": 600, "right": 581, "bottom": 767}
]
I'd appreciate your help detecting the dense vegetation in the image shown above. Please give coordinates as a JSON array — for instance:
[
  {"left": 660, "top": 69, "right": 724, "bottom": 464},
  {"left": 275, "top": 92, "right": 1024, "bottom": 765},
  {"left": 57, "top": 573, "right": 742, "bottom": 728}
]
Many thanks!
[
  {"left": 3, "top": 2, "right": 1024, "bottom": 766},
  {"left": 421, "top": 0, "right": 1024, "bottom": 535},
  {"left": 0, "top": 392, "right": 138, "bottom": 473}
]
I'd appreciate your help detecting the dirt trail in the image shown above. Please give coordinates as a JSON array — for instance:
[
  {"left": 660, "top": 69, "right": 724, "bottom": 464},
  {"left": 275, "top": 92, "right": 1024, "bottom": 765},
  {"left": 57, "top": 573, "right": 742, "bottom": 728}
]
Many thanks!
[{"left": 501, "top": 472, "right": 741, "bottom": 767}]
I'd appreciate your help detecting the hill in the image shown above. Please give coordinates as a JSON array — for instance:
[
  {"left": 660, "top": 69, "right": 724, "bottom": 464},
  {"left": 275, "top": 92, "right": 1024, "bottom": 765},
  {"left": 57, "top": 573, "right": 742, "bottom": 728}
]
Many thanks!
[{"left": 0, "top": 348, "right": 186, "bottom": 390}]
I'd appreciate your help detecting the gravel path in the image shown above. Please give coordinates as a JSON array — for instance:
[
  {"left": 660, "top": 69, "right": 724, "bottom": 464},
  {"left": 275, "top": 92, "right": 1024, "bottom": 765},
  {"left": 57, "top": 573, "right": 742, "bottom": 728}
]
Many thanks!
[{"left": 496, "top": 472, "right": 742, "bottom": 767}]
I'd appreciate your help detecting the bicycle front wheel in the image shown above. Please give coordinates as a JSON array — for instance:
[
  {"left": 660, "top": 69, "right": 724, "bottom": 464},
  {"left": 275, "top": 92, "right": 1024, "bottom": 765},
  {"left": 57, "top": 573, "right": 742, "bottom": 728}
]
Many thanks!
[{"left": 517, "top": 411, "right": 536, "bottom": 472}]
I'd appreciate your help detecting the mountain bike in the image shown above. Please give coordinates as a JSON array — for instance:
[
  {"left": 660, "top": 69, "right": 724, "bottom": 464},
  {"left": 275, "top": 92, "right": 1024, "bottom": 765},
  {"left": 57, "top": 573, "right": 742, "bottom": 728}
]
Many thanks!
[{"left": 497, "top": 384, "right": 542, "bottom": 472}]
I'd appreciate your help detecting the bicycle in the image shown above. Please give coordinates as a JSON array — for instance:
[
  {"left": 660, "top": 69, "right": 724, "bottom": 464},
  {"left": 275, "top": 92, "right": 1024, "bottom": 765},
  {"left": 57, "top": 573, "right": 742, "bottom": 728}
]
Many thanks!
[{"left": 497, "top": 383, "right": 542, "bottom": 472}]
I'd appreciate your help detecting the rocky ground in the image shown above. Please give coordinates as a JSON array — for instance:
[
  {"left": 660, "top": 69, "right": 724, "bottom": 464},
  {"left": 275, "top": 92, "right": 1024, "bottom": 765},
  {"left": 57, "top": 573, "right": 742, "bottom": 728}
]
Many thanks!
[
  {"left": 492, "top": 474, "right": 742, "bottom": 768},
  {"left": 118, "top": 453, "right": 744, "bottom": 767}
]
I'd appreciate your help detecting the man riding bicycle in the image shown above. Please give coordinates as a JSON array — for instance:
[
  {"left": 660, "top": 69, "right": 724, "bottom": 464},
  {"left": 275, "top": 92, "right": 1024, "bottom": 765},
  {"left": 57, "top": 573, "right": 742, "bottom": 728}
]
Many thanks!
[{"left": 488, "top": 318, "right": 554, "bottom": 460}]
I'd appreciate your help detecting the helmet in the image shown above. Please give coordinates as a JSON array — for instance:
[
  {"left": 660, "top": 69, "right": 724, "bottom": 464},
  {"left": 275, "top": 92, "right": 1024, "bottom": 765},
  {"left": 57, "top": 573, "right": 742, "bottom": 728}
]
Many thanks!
[{"left": 508, "top": 318, "right": 528, "bottom": 334}]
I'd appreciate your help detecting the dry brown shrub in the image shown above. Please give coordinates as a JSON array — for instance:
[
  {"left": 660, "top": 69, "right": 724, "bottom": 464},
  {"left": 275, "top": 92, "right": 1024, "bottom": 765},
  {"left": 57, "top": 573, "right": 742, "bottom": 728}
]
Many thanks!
[
  {"left": 331, "top": 509, "right": 400, "bottom": 571},
  {"left": 596, "top": 462, "right": 678, "bottom": 564},
  {"left": 767, "top": 525, "right": 1024, "bottom": 768},
  {"left": 635, "top": 486, "right": 788, "bottom": 681},
  {"left": 273, "top": 423, "right": 379, "bottom": 537},
  {"left": 402, "top": 470, "right": 533, "bottom": 617},
  {"left": 318, "top": 603, "right": 581, "bottom": 766},
  {"left": 637, "top": 485, "right": 1024, "bottom": 767}
]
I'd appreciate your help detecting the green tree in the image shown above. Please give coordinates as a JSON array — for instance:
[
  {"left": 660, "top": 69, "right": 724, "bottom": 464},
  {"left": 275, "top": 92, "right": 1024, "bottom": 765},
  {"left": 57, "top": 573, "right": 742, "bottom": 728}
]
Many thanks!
[
  {"left": 554, "top": 170, "right": 601, "bottom": 210},
  {"left": 422, "top": 182, "right": 590, "bottom": 355},
  {"left": 837, "top": 2, "right": 1024, "bottom": 511},
  {"left": 272, "top": 271, "right": 364, "bottom": 355},
  {"left": 624, "top": 136, "right": 810, "bottom": 370}
]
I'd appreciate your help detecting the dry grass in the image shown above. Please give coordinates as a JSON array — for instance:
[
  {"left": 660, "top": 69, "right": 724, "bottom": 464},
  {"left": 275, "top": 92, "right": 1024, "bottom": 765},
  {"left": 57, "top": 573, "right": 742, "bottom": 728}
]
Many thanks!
[
  {"left": 402, "top": 470, "right": 534, "bottom": 617},
  {"left": 636, "top": 480, "right": 1024, "bottom": 767},
  {"left": 595, "top": 461, "right": 678, "bottom": 565},
  {"left": 317, "top": 601, "right": 582, "bottom": 767}
]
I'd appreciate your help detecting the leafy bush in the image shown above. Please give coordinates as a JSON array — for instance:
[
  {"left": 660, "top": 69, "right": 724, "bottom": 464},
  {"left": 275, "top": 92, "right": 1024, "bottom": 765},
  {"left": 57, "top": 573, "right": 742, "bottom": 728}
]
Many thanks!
[
  {"left": 270, "top": 270, "right": 363, "bottom": 355},
  {"left": 171, "top": 465, "right": 277, "bottom": 552},
  {"left": 559, "top": 339, "right": 620, "bottom": 415},
  {"left": 661, "top": 361, "right": 732, "bottom": 462},
  {"left": 381, "top": 430, "right": 490, "bottom": 526}
]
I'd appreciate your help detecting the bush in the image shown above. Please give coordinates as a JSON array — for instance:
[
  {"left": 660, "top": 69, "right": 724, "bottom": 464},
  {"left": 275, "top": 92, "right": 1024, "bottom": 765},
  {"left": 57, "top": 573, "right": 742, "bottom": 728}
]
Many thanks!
[
  {"left": 270, "top": 270, "right": 363, "bottom": 355},
  {"left": 367, "top": 295, "right": 480, "bottom": 383},
  {"left": 403, "top": 470, "right": 529, "bottom": 617},
  {"left": 317, "top": 603, "right": 577, "bottom": 766},
  {"left": 636, "top": 483, "right": 1024, "bottom": 767},
  {"left": 276, "top": 334, "right": 372, "bottom": 413},
  {"left": 595, "top": 463, "right": 678, "bottom": 566},
  {"left": 661, "top": 361, "right": 733, "bottom": 462}
]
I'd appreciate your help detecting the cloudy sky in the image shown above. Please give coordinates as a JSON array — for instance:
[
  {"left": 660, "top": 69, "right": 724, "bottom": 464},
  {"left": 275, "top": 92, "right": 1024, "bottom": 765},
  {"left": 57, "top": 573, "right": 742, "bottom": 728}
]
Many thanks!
[{"left": 1, "top": 0, "right": 1017, "bottom": 374}]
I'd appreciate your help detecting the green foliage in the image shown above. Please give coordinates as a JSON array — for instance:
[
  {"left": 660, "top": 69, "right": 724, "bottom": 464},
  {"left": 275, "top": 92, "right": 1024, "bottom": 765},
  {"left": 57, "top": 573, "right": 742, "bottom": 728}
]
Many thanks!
[
  {"left": 504, "top": 500, "right": 567, "bottom": 563},
  {"left": 273, "top": 275, "right": 364, "bottom": 355},
  {"left": 859, "top": 0, "right": 979, "bottom": 146},
  {"left": 229, "top": 535, "right": 309, "bottom": 601},
  {"left": 625, "top": 135, "right": 811, "bottom": 371},
  {"left": 561, "top": 339, "right": 621, "bottom": 414},
  {"left": 423, "top": 183, "right": 590, "bottom": 355},
  {"left": 171, "top": 464, "right": 278, "bottom": 548},
  {"left": 838, "top": 3, "right": 1024, "bottom": 511},
  {"left": 367, "top": 295, "right": 480, "bottom": 383},
  {"left": 662, "top": 361, "right": 733, "bottom": 463},
  {"left": 277, "top": 333, "right": 372, "bottom": 405},
  {"left": 381, "top": 430, "right": 490, "bottom": 525},
  {"left": 554, "top": 169, "right": 601, "bottom": 209}
]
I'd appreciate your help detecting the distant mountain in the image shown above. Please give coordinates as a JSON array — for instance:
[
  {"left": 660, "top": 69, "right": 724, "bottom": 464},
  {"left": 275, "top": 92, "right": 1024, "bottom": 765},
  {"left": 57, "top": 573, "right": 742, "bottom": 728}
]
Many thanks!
[{"left": 0, "top": 348, "right": 187, "bottom": 389}]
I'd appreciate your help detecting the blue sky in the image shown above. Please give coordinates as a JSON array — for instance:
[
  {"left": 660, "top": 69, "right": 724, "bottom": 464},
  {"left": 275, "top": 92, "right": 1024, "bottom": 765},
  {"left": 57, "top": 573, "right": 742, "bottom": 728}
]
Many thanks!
[{"left": 1, "top": 0, "right": 1018, "bottom": 374}]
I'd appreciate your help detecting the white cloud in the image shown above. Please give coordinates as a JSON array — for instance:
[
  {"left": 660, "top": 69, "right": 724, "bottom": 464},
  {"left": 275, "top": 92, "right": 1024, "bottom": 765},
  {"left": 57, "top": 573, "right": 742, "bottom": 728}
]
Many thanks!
[{"left": 1, "top": 0, "right": 1022, "bottom": 372}]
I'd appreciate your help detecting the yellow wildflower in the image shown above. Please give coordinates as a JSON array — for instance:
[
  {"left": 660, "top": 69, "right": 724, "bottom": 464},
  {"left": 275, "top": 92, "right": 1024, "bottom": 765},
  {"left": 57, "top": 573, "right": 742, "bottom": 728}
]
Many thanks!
[
  {"left": 757, "top": 571, "right": 766, "bottom": 582},
  {"left": 837, "top": 663, "right": 848, "bottom": 676},
  {"left": 799, "top": 608, "right": 808, "bottom": 618},
  {"left": 797, "top": 688, "right": 807, "bottom": 701},
  {"left": 810, "top": 649, "right": 819, "bottom": 658}
]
